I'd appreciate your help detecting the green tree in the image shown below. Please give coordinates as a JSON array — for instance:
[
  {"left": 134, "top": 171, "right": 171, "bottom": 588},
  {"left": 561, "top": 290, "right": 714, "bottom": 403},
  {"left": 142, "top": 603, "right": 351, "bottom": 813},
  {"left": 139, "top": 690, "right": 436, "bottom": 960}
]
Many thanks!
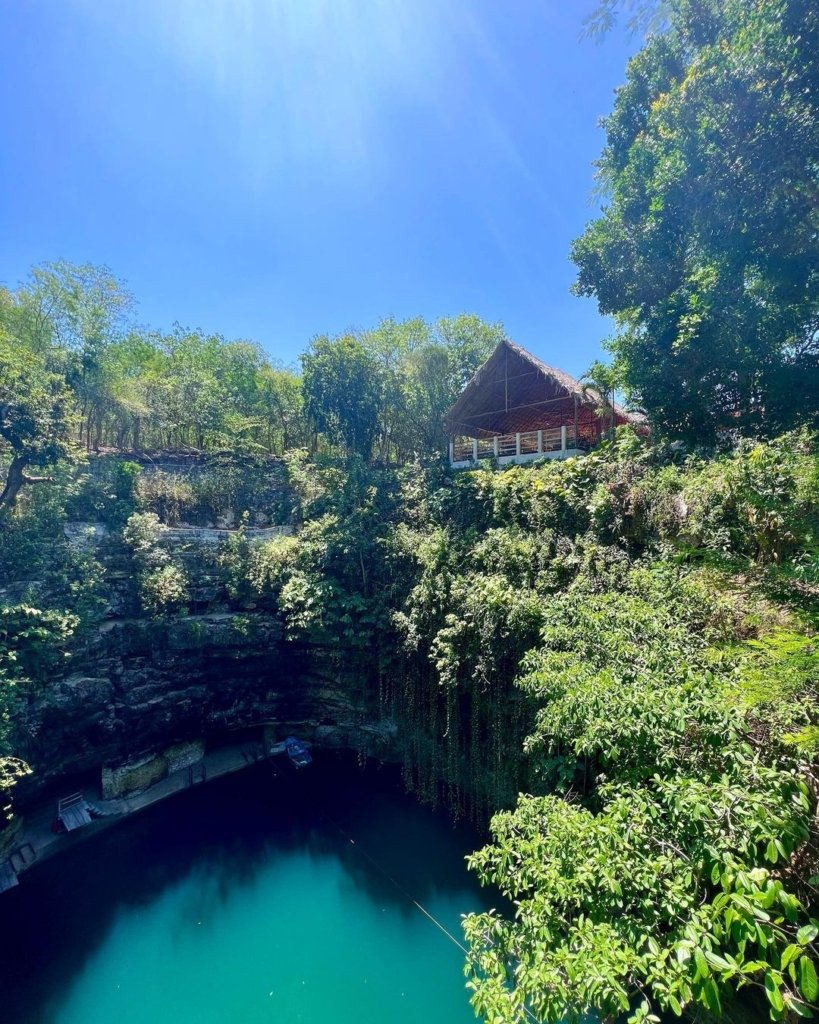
[
  {"left": 463, "top": 573, "right": 818, "bottom": 1023},
  {"left": 0, "top": 603, "right": 79, "bottom": 827},
  {"left": 255, "top": 362, "right": 307, "bottom": 454},
  {"left": 0, "top": 330, "right": 74, "bottom": 511},
  {"left": 572, "top": 0, "right": 819, "bottom": 441},
  {"left": 581, "top": 358, "right": 621, "bottom": 438},
  {"left": 301, "top": 335, "right": 385, "bottom": 459},
  {"left": 100, "top": 330, "right": 165, "bottom": 450},
  {"left": 361, "top": 313, "right": 504, "bottom": 459},
  {"left": 26, "top": 261, "right": 135, "bottom": 450}
]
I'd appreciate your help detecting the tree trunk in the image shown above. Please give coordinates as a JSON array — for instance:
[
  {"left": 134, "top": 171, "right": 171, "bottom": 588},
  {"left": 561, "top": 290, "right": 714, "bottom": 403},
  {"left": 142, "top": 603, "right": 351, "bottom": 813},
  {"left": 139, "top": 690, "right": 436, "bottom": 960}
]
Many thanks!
[
  {"left": 0, "top": 455, "right": 27, "bottom": 509},
  {"left": 0, "top": 454, "right": 55, "bottom": 511}
]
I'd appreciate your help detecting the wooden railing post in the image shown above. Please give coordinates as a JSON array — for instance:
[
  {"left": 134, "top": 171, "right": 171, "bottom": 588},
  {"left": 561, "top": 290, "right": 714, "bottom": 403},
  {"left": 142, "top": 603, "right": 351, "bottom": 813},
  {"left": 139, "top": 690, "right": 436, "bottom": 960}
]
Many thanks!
[
  {"left": 448, "top": 439, "right": 454, "bottom": 464},
  {"left": 561, "top": 426, "right": 567, "bottom": 452},
  {"left": 493, "top": 436, "right": 499, "bottom": 458},
  {"left": 515, "top": 433, "right": 521, "bottom": 457},
  {"left": 537, "top": 430, "right": 543, "bottom": 454},
  {"left": 472, "top": 439, "right": 478, "bottom": 462}
]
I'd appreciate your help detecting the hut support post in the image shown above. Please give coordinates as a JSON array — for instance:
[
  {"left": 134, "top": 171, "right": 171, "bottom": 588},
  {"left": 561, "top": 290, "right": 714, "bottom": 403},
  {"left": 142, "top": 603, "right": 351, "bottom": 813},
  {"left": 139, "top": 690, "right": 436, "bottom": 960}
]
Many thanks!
[
  {"left": 515, "top": 433, "right": 521, "bottom": 457},
  {"left": 448, "top": 439, "right": 454, "bottom": 464},
  {"left": 493, "top": 436, "right": 499, "bottom": 458},
  {"left": 561, "top": 425, "right": 567, "bottom": 452},
  {"left": 472, "top": 439, "right": 478, "bottom": 462},
  {"left": 537, "top": 429, "right": 543, "bottom": 454}
]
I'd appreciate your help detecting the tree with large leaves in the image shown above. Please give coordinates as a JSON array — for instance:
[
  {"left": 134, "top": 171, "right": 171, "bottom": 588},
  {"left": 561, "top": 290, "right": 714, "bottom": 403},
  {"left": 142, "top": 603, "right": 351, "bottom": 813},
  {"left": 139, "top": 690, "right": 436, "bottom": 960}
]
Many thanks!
[{"left": 572, "top": 0, "right": 819, "bottom": 442}]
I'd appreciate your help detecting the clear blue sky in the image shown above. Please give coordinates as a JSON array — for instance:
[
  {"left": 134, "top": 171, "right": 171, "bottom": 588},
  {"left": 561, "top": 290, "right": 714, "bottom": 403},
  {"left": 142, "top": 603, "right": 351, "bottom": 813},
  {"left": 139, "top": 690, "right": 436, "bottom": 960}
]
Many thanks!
[{"left": 0, "top": 1, "right": 636, "bottom": 376}]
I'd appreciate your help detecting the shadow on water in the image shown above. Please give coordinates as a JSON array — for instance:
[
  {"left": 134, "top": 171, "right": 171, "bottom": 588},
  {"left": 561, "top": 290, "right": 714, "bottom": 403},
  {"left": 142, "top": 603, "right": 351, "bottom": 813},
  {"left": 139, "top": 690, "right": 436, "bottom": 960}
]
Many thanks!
[{"left": 0, "top": 751, "right": 491, "bottom": 1024}]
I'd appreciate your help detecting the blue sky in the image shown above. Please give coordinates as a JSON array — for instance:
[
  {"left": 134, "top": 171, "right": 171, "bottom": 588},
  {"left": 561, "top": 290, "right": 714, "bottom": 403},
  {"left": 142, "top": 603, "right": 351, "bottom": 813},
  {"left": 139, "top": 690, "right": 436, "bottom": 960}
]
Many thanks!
[{"left": 1, "top": 1, "right": 637, "bottom": 375}]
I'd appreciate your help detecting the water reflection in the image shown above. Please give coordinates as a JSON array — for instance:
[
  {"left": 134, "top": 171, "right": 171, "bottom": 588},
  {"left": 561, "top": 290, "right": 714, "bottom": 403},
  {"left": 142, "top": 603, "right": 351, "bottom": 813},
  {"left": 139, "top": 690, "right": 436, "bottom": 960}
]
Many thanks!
[{"left": 0, "top": 753, "right": 489, "bottom": 1024}]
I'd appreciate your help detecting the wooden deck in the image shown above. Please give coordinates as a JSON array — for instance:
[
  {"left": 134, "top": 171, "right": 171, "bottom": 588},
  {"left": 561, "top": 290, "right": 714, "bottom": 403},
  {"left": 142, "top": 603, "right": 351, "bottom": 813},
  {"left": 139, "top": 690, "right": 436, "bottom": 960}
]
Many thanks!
[
  {"left": 57, "top": 793, "right": 93, "bottom": 832},
  {"left": 3, "top": 740, "right": 273, "bottom": 897},
  {"left": 9, "top": 843, "right": 36, "bottom": 873}
]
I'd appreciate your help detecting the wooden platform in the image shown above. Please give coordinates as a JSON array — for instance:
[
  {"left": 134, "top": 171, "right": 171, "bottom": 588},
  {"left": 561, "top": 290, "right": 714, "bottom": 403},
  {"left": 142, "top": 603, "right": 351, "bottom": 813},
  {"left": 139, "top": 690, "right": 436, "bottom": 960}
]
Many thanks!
[
  {"left": 9, "top": 843, "right": 36, "bottom": 873},
  {"left": 0, "top": 860, "right": 18, "bottom": 893},
  {"left": 57, "top": 793, "right": 93, "bottom": 832}
]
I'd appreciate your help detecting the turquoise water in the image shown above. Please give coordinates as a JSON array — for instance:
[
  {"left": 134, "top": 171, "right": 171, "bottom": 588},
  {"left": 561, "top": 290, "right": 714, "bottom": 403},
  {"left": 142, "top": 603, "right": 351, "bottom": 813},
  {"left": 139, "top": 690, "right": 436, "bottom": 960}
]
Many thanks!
[{"left": 1, "top": 755, "right": 491, "bottom": 1024}]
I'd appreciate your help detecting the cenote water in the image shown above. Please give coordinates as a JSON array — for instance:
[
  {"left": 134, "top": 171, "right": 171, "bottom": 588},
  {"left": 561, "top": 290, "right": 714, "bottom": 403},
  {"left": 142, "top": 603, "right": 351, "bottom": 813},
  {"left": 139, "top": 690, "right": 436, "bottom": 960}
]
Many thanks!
[{"left": 1, "top": 753, "right": 493, "bottom": 1024}]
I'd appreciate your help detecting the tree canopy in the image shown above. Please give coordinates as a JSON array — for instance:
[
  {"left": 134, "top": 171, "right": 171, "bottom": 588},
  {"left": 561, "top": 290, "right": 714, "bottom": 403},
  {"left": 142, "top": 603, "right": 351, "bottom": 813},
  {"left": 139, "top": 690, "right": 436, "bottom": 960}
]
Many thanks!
[
  {"left": 0, "top": 292, "right": 74, "bottom": 509},
  {"left": 0, "top": 262, "right": 315, "bottom": 464},
  {"left": 0, "top": 261, "right": 505, "bottom": 506},
  {"left": 301, "top": 335, "right": 385, "bottom": 459},
  {"left": 572, "top": 0, "right": 819, "bottom": 441},
  {"left": 301, "top": 314, "right": 503, "bottom": 462}
]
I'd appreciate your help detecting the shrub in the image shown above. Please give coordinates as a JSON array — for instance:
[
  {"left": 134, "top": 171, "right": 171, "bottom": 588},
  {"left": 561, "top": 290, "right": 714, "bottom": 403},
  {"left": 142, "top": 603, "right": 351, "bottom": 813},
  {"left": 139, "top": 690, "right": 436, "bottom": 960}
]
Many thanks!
[
  {"left": 135, "top": 470, "right": 195, "bottom": 525},
  {"left": 123, "top": 511, "right": 188, "bottom": 616}
]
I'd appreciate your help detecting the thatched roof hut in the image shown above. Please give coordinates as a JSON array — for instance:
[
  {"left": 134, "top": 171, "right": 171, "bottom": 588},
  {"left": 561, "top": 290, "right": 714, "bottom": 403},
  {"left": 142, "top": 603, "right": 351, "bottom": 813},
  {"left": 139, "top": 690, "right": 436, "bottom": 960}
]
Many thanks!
[{"left": 445, "top": 339, "right": 641, "bottom": 466}]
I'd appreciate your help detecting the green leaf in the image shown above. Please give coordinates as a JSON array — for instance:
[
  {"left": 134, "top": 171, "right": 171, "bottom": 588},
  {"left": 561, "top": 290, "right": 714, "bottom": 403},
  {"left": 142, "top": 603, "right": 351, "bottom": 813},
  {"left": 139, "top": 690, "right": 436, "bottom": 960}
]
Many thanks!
[
  {"left": 742, "top": 960, "right": 769, "bottom": 974},
  {"left": 701, "top": 978, "right": 721, "bottom": 1015},
  {"left": 789, "top": 996, "right": 816, "bottom": 1019},
  {"left": 798, "top": 956, "right": 819, "bottom": 1004},
  {"left": 782, "top": 945, "right": 802, "bottom": 970},
  {"left": 765, "top": 974, "right": 785, "bottom": 1013},
  {"left": 705, "top": 950, "right": 732, "bottom": 973},
  {"left": 667, "top": 993, "right": 682, "bottom": 1017}
]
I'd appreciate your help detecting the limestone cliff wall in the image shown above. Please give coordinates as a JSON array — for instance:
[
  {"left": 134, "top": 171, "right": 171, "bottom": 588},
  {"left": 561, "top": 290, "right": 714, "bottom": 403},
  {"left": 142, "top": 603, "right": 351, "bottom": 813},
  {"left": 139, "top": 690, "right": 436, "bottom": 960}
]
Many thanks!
[
  {"left": 10, "top": 483, "right": 397, "bottom": 804},
  {"left": 16, "top": 610, "right": 395, "bottom": 798}
]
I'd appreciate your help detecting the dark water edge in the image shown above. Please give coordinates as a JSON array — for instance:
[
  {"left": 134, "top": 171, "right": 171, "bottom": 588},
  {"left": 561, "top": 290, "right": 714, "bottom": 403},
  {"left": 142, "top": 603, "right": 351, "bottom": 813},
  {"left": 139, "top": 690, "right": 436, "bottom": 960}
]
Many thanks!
[{"left": 0, "top": 752, "right": 492, "bottom": 1024}]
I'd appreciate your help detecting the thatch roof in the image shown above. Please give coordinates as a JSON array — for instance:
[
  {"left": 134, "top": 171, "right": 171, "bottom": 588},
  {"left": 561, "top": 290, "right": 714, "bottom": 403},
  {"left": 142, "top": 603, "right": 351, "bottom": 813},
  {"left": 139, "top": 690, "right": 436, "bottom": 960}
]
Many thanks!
[{"left": 445, "top": 339, "right": 639, "bottom": 438}]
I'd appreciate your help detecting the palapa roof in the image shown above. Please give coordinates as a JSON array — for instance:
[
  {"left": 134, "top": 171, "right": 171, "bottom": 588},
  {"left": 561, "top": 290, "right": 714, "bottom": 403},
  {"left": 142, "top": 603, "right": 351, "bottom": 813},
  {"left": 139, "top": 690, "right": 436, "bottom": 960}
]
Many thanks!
[{"left": 445, "top": 339, "right": 639, "bottom": 438}]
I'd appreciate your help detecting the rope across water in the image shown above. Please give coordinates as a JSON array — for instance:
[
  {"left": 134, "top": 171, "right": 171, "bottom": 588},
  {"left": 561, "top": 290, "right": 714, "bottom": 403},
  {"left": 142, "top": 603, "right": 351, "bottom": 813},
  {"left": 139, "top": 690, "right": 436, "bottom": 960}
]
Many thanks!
[
  {"left": 320, "top": 808, "right": 542, "bottom": 1024},
  {"left": 320, "top": 809, "right": 469, "bottom": 954}
]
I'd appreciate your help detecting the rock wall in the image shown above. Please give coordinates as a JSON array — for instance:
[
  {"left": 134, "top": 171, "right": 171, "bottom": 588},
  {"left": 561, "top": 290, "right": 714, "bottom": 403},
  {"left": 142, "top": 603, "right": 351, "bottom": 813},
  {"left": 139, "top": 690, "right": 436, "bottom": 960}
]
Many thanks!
[
  {"left": 101, "top": 740, "right": 205, "bottom": 798},
  {"left": 161, "top": 525, "right": 293, "bottom": 545},
  {"left": 90, "top": 451, "right": 291, "bottom": 528},
  {"left": 10, "top": 458, "right": 396, "bottom": 806},
  {"left": 16, "top": 610, "right": 395, "bottom": 802}
]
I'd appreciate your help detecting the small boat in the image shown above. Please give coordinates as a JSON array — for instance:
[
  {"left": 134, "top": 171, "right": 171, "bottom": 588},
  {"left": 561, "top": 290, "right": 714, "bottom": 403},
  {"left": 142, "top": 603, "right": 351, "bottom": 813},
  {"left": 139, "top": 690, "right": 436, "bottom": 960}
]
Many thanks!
[{"left": 284, "top": 736, "right": 312, "bottom": 768}]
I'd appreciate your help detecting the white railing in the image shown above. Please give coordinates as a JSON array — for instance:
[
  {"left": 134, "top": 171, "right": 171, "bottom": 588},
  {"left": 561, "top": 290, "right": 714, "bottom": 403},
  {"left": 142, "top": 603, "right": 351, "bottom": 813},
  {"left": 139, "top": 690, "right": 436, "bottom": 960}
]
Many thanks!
[{"left": 450, "top": 426, "right": 582, "bottom": 466}]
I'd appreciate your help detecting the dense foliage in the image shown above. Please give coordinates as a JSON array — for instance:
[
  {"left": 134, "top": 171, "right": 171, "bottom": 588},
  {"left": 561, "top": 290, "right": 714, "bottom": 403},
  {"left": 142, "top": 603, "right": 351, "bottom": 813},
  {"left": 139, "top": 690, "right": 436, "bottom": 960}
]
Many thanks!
[
  {"left": 300, "top": 314, "right": 502, "bottom": 462},
  {"left": 0, "top": 308, "right": 74, "bottom": 508},
  {"left": 2, "top": 4, "right": 818, "bottom": 1021},
  {"left": 194, "top": 430, "right": 819, "bottom": 1021},
  {"left": 0, "top": 262, "right": 502, "bottom": 511},
  {"left": 572, "top": 0, "right": 819, "bottom": 441},
  {"left": 432, "top": 436, "right": 819, "bottom": 1023}
]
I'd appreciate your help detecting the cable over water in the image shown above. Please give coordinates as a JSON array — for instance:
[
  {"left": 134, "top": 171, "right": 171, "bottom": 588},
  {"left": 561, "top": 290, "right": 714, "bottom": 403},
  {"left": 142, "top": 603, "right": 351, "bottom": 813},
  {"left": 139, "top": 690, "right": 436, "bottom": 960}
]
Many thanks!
[
  {"left": 320, "top": 808, "right": 542, "bottom": 1024},
  {"left": 320, "top": 808, "right": 469, "bottom": 953}
]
